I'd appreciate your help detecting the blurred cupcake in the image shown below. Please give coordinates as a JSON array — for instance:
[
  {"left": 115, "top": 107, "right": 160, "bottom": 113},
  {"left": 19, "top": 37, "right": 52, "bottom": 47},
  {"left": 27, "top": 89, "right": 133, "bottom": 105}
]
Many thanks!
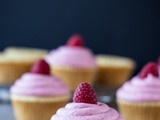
[
  {"left": 96, "top": 54, "right": 136, "bottom": 87},
  {"left": 117, "top": 62, "right": 160, "bottom": 120},
  {"left": 10, "top": 59, "right": 70, "bottom": 120},
  {"left": 0, "top": 46, "right": 48, "bottom": 85},
  {"left": 3, "top": 46, "right": 48, "bottom": 59},
  {"left": 51, "top": 82, "right": 123, "bottom": 120},
  {"left": 46, "top": 34, "right": 97, "bottom": 91}
]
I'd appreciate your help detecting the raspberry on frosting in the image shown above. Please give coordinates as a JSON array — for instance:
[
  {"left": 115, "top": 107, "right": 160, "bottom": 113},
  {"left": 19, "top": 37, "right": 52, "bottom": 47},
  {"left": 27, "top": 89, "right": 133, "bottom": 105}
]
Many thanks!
[
  {"left": 139, "top": 62, "right": 159, "bottom": 79},
  {"left": 31, "top": 59, "right": 50, "bottom": 75},
  {"left": 67, "top": 34, "right": 85, "bottom": 47},
  {"left": 73, "top": 82, "right": 97, "bottom": 104}
]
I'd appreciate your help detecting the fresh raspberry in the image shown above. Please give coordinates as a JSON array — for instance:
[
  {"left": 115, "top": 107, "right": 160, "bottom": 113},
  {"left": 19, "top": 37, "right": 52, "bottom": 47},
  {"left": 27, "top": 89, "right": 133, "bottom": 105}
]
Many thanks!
[
  {"left": 31, "top": 59, "right": 50, "bottom": 75},
  {"left": 73, "top": 82, "right": 97, "bottom": 104},
  {"left": 139, "top": 62, "right": 159, "bottom": 79},
  {"left": 67, "top": 34, "right": 85, "bottom": 47}
]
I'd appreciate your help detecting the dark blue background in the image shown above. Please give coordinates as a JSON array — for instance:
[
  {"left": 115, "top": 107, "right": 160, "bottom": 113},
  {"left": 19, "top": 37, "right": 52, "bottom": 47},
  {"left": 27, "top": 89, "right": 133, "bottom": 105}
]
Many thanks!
[{"left": 0, "top": 0, "right": 160, "bottom": 72}]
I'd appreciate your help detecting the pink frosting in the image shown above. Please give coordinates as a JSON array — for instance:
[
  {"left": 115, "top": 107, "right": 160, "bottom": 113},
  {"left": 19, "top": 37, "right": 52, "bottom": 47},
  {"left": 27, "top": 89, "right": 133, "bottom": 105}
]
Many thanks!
[
  {"left": 11, "top": 73, "right": 70, "bottom": 97},
  {"left": 117, "top": 74, "right": 160, "bottom": 102},
  {"left": 51, "top": 102, "right": 123, "bottom": 120},
  {"left": 45, "top": 46, "right": 96, "bottom": 68}
]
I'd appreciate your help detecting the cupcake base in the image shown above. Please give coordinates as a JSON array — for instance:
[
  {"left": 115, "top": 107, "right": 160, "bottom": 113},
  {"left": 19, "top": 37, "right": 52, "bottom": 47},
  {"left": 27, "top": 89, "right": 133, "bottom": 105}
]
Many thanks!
[
  {"left": 11, "top": 95, "right": 70, "bottom": 120},
  {"left": 95, "top": 54, "right": 136, "bottom": 88},
  {"left": 0, "top": 46, "right": 48, "bottom": 85},
  {"left": 117, "top": 100, "right": 160, "bottom": 120},
  {"left": 51, "top": 66, "right": 97, "bottom": 91},
  {"left": 96, "top": 66, "right": 134, "bottom": 87},
  {"left": 0, "top": 62, "right": 33, "bottom": 85}
]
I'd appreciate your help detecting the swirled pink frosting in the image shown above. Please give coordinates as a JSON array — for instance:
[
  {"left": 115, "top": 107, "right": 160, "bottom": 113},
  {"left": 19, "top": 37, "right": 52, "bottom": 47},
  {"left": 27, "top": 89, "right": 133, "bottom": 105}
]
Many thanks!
[
  {"left": 51, "top": 102, "right": 123, "bottom": 120},
  {"left": 11, "top": 73, "right": 70, "bottom": 96},
  {"left": 117, "top": 74, "right": 160, "bottom": 102},
  {"left": 45, "top": 46, "right": 96, "bottom": 68}
]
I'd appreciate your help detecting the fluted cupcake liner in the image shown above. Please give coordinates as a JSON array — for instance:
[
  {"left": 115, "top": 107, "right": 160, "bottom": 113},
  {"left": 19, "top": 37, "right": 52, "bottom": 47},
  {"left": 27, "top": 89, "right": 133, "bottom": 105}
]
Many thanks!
[
  {"left": 0, "top": 62, "right": 33, "bottom": 85},
  {"left": 96, "top": 66, "right": 135, "bottom": 87},
  {"left": 0, "top": 46, "right": 49, "bottom": 85},
  {"left": 117, "top": 100, "right": 160, "bottom": 120},
  {"left": 11, "top": 95, "right": 70, "bottom": 120},
  {"left": 51, "top": 66, "right": 97, "bottom": 91}
]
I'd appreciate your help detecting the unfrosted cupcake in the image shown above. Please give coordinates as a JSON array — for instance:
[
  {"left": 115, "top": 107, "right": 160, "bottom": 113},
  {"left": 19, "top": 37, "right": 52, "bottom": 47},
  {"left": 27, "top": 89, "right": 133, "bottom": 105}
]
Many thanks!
[
  {"left": 3, "top": 46, "right": 48, "bottom": 59},
  {"left": 96, "top": 54, "right": 136, "bottom": 87},
  {"left": 10, "top": 59, "right": 70, "bottom": 120},
  {"left": 51, "top": 82, "right": 123, "bottom": 120},
  {"left": 46, "top": 34, "right": 97, "bottom": 91},
  {"left": 117, "top": 62, "right": 160, "bottom": 120},
  {"left": 0, "top": 46, "right": 48, "bottom": 85}
]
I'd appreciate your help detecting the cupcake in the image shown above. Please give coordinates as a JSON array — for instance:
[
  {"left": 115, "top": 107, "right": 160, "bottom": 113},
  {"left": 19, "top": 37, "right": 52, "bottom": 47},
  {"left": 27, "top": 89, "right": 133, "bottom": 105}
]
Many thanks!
[
  {"left": 3, "top": 46, "right": 48, "bottom": 59},
  {"left": 0, "top": 46, "right": 48, "bottom": 85},
  {"left": 117, "top": 62, "right": 160, "bottom": 120},
  {"left": 46, "top": 34, "right": 97, "bottom": 91},
  {"left": 10, "top": 59, "right": 70, "bottom": 120},
  {"left": 96, "top": 54, "right": 136, "bottom": 87},
  {"left": 51, "top": 82, "right": 123, "bottom": 120}
]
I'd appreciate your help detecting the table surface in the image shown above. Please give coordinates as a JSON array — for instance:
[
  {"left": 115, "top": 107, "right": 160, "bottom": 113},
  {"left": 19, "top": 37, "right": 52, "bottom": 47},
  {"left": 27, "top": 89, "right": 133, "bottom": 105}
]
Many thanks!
[{"left": 0, "top": 103, "right": 15, "bottom": 120}]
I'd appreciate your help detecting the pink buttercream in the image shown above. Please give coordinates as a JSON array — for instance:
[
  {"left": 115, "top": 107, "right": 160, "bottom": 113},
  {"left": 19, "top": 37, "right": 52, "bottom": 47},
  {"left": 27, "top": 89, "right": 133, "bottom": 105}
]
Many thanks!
[
  {"left": 45, "top": 46, "right": 96, "bottom": 68},
  {"left": 51, "top": 102, "right": 123, "bottom": 120},
  {"left": 11, "top": 73, "right": 70, "bottom": 97},
  {"left": 117, "top": 74, "right": 160, "bottom": 102}
]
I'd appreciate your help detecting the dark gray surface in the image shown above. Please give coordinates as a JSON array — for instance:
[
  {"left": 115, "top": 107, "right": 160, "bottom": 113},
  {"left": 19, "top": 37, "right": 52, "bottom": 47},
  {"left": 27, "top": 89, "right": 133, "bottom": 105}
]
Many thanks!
[{"left": 0, "top": 103, "right": 15, "bottom": 120}]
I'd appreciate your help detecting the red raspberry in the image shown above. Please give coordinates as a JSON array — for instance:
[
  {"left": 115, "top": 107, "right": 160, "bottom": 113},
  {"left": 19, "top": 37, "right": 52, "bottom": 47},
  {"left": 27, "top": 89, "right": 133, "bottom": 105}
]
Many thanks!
[
  {"left": 67, "top": 34, "right": 85, "bottom": 47},
  {"left": 73, "top": 82, "right": 97, "bottom": 104},
  {"left": 31, "top": 59, "right": 50, "bottom": 75},
  {"left": 139, "top": 62, "right": 159, "bottom": 79}
]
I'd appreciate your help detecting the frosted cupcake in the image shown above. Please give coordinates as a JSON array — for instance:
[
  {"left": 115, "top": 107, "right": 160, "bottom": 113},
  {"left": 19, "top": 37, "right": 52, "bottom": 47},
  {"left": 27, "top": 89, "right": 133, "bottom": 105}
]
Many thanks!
[
  {"left": 117, "top": 62, "right": 160, "bottom": 120},
  {"left": 51, "top": 82, "right": 123, "bottom": 120},
  {"left": 0, "top": 46, "right": 48, "bottom": 85},
  {"left": 96, "top": 54, "right": 136, "bottom": 87},
  {"left": 46, "top": 34, "right": 97, "bottom": 91},
  {"left": 10, "top": 59, "right": 70, "bottom": 120}
]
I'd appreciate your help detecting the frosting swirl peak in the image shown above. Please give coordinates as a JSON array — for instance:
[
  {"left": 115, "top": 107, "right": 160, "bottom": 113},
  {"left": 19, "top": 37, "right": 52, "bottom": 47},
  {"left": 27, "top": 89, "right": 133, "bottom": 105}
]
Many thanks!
[
  {"left": 45, "top": 46, "right": 96, "bottom": 68},
  {"left": 11, "top": 73, "right": 70, "bottom": 97}
]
